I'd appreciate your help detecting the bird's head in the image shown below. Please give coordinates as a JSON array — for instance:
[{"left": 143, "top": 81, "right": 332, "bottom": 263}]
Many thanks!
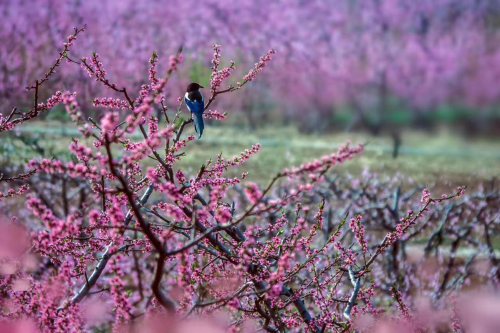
[{"left": 186, "top": 82, "right": 204, "bottom": 92}]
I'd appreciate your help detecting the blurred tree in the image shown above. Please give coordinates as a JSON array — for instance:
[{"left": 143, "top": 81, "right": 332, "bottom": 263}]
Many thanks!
[{"left": 2, "top": 0, "right": 500, "bottom": 139}]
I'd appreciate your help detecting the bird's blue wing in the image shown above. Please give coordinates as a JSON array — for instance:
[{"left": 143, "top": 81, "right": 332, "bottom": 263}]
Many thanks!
[
  {"left": 184, "top": 92, "right": 204, "bottom": 114},
  {"left": 185, "top": 98, "right": 204, "bottom": 114}
]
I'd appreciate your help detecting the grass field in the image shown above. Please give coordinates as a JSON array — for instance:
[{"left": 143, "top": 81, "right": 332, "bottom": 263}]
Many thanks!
[
  {"left": 2, "top": 121, "right": 500, "bottom": 254},
  {"left": 2, "top": 121, "right": 499, "bottom": 188}
]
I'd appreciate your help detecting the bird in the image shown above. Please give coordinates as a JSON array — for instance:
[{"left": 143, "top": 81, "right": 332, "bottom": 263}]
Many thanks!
[{"left": 184, "top": 82, "right": 205, "bottom": 138}]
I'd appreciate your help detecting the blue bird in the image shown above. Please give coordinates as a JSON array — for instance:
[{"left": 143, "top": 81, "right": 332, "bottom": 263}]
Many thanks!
[{"left": 184, "top": 82, "right": 205, "bottom": 138}]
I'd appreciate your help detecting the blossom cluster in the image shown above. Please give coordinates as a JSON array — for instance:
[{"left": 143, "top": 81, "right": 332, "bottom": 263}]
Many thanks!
[
  {"left": 81, "top": 53, "right": 106, "bottom": 81},
  {"left": 242, "top": 49, "right": 276, "bottom": 83},
  {"left": 209, "top": 44, "right": 236, "bottom": 94},
  {"left": 93, "top": 97, "right": 129, "bottom": 109},
  {"left": 203, "top": 110, "right": 227, "bottom": 120}
]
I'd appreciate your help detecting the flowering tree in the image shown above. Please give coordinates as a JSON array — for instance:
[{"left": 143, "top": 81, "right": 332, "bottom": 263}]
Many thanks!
[
  {"left": 2, "top": 0, "right": 500, "bottom": 136},
  {"left": 1, "top": 26, "right": 500, "bottom": 333}
]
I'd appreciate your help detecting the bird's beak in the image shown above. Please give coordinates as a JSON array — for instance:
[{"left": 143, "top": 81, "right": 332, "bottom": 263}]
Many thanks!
[{"left": 199, "top": 85, "right": 204, "bottom": 88}]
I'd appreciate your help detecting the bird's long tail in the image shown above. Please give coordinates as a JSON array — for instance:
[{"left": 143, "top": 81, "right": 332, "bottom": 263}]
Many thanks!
[{"left": 192, "top": 112, "right": 204, "bottom": 138}]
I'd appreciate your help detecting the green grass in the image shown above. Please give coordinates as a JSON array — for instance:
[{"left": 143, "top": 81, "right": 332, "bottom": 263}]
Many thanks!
[
  {"left": 2, "top": 122, "right": 500, "bottom": 255},
  {"left": 2, "top": 122, "right": 499, "bottom": 187}
]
